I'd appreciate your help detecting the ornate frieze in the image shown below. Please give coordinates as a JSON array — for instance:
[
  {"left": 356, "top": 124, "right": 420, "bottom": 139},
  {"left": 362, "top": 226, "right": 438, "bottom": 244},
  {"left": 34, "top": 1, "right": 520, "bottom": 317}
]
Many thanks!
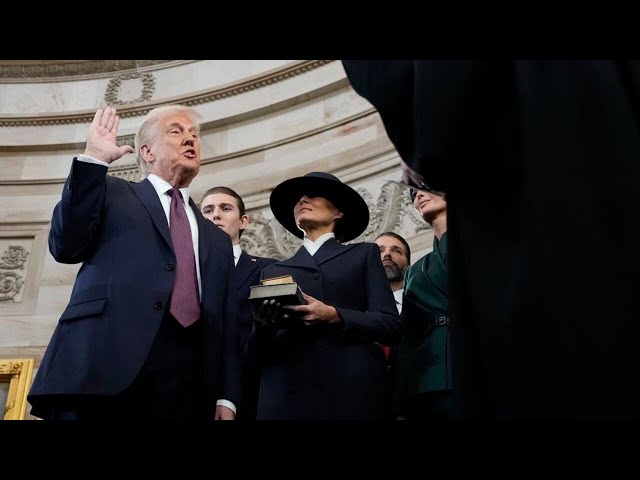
[
  {"left": 0, "top": 245, "right": 28, "bottom": 270},
  {"left": 0, "top": 244, "right": 30, "bottom": 302},
  {"left": 0, "top": 271, "right": 24, "bottom": 302},
  {"left": 0, "top": 60, "right": 180, "bottom": 83},
  {"left": 105, "top": 73, "right": 156, "bottom": 105}
]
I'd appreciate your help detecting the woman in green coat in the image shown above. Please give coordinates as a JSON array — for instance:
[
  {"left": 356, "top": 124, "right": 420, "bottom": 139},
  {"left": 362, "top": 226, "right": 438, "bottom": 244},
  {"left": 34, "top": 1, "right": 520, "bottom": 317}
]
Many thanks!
[{"left": 394, "top": 188, "right": 450, "bottom": 420}]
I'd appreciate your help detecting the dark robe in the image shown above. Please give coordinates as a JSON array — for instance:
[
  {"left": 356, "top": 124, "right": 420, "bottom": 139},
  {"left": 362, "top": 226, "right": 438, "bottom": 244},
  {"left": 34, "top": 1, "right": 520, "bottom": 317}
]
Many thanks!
[{"left": 343, "top": 60, "right": 640, "bottom": 418}]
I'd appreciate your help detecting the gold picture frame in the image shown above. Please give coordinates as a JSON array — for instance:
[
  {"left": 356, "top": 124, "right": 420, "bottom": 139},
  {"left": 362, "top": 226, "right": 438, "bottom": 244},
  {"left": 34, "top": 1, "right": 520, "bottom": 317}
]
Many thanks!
[{"left": 0, "top": 359, "right": 34, "bottom": 420}]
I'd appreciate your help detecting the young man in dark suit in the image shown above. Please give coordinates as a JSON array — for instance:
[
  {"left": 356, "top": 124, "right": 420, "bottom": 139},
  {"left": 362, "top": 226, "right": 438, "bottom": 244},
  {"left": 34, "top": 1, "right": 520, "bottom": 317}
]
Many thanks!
[
  {"left": 201, "top": 186, "right": 276, "bottom": 419},
  {"left": 28, "top": 106, "right": 240, "bottom": 420}
]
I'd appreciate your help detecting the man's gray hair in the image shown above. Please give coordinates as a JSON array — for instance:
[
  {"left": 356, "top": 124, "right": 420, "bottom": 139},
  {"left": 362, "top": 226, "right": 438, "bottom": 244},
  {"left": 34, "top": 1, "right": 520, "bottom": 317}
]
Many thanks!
[{"left": 134, "top": 105, "right": 203, "bottom": 178}]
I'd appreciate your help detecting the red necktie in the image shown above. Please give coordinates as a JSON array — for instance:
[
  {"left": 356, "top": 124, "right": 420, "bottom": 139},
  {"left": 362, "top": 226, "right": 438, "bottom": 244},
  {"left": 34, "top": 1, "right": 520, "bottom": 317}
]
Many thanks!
[
  {"left": 168, "top": 188, "right": 201, "bottom": 327},
  {"left": 382, "top": 345, "right": 391, "bottom": 360}
]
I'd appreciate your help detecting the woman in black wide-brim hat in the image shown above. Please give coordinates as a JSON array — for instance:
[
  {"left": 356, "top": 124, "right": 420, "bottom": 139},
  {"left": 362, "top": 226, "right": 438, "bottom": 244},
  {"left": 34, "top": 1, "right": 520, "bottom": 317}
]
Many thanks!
[{"left": 249, "top": 172, "right": 401, "bottom": 420}]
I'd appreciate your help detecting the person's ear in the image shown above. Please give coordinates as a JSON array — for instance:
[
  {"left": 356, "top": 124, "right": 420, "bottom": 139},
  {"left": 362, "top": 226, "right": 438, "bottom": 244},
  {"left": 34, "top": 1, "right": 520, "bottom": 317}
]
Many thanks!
[
  {"left": 141, "top": 144, "right": 154, "bottom": 164},
  {"left": 334, "top": 211, "right": 344, "bottom": 221}
]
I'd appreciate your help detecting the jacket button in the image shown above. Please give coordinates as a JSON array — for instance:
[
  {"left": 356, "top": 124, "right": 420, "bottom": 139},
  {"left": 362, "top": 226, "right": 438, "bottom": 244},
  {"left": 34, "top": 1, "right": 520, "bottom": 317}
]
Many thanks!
[
  {"left": 154, "top": 301, "right": 163, "bottom": 310},
  {"left": 166, "top": 263, "right": 174, "bottom": 271},
  {"left": 312, "top": 273, "right": 319, "bottom": 280}
]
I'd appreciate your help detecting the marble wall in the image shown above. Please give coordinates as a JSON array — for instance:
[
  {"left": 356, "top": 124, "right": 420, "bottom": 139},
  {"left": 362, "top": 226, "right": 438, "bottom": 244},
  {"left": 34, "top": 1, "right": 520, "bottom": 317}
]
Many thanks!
[{"left": 0, "top": 60, "right": 433, "bottom": 418}]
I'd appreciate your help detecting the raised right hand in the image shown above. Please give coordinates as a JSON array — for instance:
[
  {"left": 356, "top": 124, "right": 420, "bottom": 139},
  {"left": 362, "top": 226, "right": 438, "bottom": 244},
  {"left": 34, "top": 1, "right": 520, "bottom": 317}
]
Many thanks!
[{"left": 83, "top": 107, "right": 135, "bottom": 164}]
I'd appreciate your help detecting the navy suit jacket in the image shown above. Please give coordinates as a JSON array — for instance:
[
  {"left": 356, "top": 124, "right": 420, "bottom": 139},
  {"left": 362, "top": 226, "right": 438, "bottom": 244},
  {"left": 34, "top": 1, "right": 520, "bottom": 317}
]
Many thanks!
[
  {"left": 234, "top": 251, "right": 276, "bottom": 355},
  {"left": 251, "top": 239, "right": 401, "bottom": 419},
  {"left": 28, "top": 159, "right": 240, "bottom": 417},
  {"left": 233, "top": 250, "right": 275, "bottom": 420}
]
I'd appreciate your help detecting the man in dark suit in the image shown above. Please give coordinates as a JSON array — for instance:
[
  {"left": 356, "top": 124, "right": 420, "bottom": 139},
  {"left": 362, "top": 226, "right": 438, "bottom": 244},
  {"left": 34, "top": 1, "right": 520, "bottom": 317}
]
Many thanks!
[
  {"left": 374, "top": 232, "right": 410, "bottom": 315},
  {"left": 28, "top": 106, "right": 240, "bottom": 420},
  {"left": 200, "top": 186, "right": 276, "bottom": 419},
  {"left": 342, "top": 60, "right": 640, "bottom": 418}
]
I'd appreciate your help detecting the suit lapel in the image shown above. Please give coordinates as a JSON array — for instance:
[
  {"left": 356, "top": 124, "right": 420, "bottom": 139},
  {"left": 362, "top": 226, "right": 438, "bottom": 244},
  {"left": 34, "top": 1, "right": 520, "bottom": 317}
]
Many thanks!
[
  {"left": 313, "top": 238, "right": 356, "bottom": 266},
  {"left": 235, "top": 251, "right": 259, "bottom": 289},
  {"left": 278, "top": 246, "right": 319, "bottom": 272},
  {"left": 129, "top": 179, "right": 172, "bottom": 250},
  {"left": 190, "top": 198, "right": 211, "bottom": 270},
  {"left": 129, "top": 182, "right": 212, "bottom": 294}
]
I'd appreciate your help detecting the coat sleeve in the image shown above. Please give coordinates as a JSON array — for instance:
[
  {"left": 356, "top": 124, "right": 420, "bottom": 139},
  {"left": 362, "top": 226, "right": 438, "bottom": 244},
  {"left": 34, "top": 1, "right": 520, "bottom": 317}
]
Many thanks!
[
  {"left": 49, "top": 159, "right": 108, "bottom": 264},
  {"left": 333, "top": 243, "right": 402, "bottom": 345}
]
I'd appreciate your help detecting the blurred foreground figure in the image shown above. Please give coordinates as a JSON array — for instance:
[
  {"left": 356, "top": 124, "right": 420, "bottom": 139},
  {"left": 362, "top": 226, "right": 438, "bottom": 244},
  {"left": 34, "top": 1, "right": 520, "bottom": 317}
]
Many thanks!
[{"left": 343, "top": 60, "right": 640, "bottom": 418}]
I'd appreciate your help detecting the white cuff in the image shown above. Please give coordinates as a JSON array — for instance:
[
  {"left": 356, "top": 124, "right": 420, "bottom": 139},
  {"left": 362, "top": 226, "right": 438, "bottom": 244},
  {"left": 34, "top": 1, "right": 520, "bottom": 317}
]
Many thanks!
[
  {"left": 76, "top": 154, "right": 110, "bottom": 167},
  {"left": 216, "top": 399, "right": 237, "bottom": 414}
]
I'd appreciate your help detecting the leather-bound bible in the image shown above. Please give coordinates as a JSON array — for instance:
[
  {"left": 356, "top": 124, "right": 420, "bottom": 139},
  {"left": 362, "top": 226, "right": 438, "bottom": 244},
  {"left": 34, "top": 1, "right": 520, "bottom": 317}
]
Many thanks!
[
  {"left": 249, "top": 275, "right": 307, "bottom": 327},
  {"left": 249, "top": 275, "right": 306, "bottom": 307}
]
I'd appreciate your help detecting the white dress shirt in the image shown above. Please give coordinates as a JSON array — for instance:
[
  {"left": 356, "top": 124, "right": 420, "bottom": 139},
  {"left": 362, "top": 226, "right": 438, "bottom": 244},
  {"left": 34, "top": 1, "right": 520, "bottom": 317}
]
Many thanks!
[
  {"left": 233, "top": 244, "right": 242, "bottom": 267},
  {"left": 393, "top": 288, "right": 404, "bottom": 314},
  {"left": 303, "top": 232, "right": 335, "bottom": 256},
  {"left": 76, "top": 155, "right": 235, "bottom": 415}
]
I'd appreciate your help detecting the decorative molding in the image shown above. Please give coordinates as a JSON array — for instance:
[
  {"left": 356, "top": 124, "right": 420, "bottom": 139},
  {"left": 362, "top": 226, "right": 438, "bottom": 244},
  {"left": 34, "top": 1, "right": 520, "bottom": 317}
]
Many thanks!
[
  {"left": 0, "top": 231, "right": 43, "bottom": 314},
  {"left": 0, "top": 245, "right": 29, "bottom": 270},
  {"left": 108, "top": 168, "right": 141, "bottom": 182},
  {"left": 0, "top": 245, "right": 29, "bottom": 302},
  {"left": 0, "top": 272, "right": 24, "bottom": 302},
  {"left": 0, "top": 360, "right": 24, "bottom": 374},
  {"left": 239, "top": 180, "right": 431, "bottom": 259},
  {"left": 0, "top": 358, "right": 35, "bottom": 420},
  {"left": 0, "top": 60, "right": 334, "bottom": 126},
  {"left": 116, "top": 134, "right": 135, "bottom": 147},
  {"left": 105, "top": 73, "right": 156, "bottom": 105},
  {"left": 0, "top": 60, "right": 189, "bottom": 83}
]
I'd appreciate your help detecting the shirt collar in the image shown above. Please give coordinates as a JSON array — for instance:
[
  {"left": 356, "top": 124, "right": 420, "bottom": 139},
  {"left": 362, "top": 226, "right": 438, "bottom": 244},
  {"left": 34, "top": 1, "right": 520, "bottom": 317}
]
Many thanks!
[
  {"left": 393, "top": 288, "right": 404, "bottom": 305},
  {"left": 147, "top": 173, "right": 191, "bottom": 203},
  {"left": 232, "top": 244, "right": 242, "bottom": 264},
  {"left": 303, "top": 232, "right": 335, "bottom": 256}
]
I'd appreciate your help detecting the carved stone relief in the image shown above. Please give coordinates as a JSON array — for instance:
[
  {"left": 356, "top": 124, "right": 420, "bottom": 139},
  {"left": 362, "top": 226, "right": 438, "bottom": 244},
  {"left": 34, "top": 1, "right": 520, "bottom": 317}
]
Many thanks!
[
  {"left": 239, "top": 180, "right": 430, "bottom": 260},
  {"left": 0, "top": 60, "right": 175, "bottom": 82},
  {"left": 105, "top": 73, "right": 156, "bottom": 106},
  {"left": 0, "top": 228, "right": 47, "bottom": 316},
  {"left": 0, "top": 243, "right": 30, "bottom": 302}
]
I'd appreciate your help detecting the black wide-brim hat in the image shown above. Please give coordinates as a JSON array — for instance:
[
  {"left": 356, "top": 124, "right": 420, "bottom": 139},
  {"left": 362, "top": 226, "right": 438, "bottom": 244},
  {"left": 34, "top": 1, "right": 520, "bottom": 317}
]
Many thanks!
[{"left": 269, "top": 172, "right": 370, "bottom": 242}]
